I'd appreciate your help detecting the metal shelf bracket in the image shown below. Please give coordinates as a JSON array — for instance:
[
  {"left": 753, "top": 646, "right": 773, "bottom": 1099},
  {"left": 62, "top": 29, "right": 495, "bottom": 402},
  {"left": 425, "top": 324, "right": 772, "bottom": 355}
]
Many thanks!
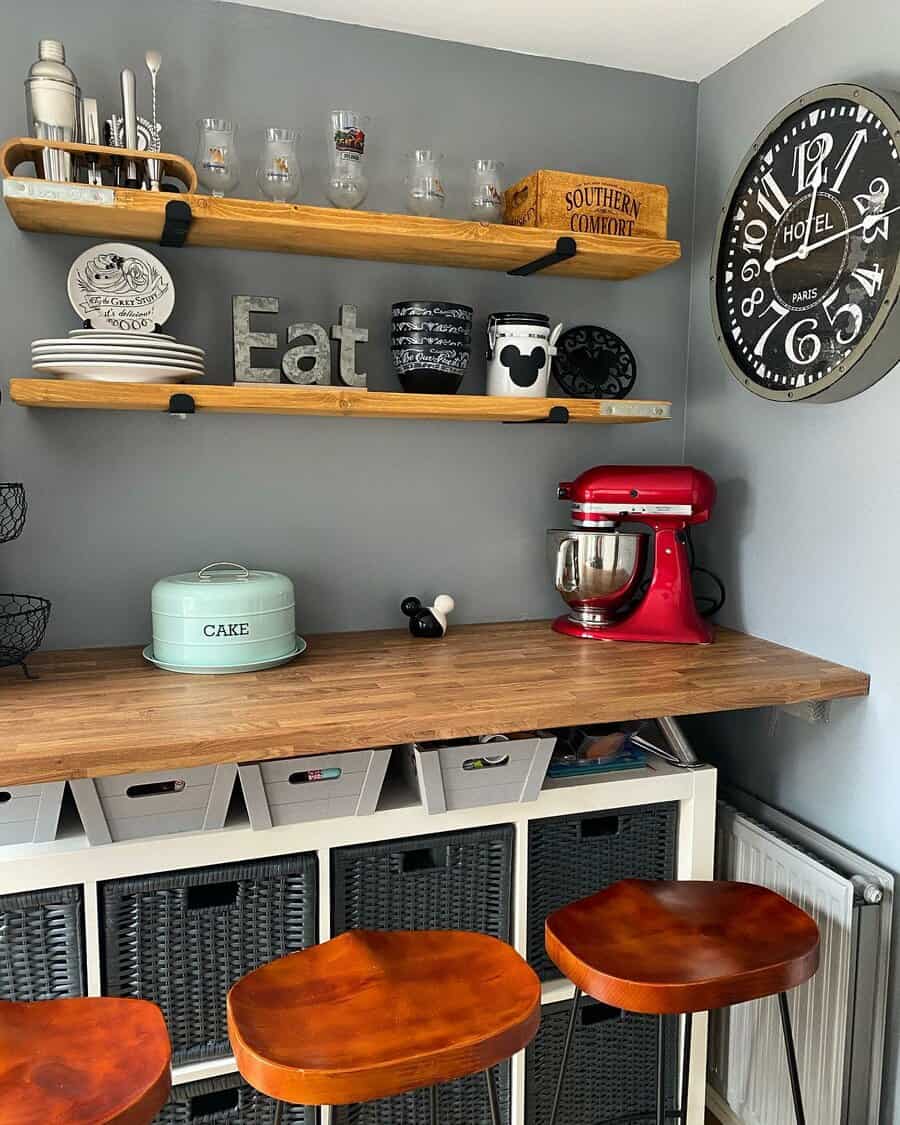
[
  {"left": 503, "top": 405, "right": 569, "bottom": 425},
  {"left": 508, "top": 236, "right": 577, "bottom": 276},
  {"left": 168, "top": 392, "right": 195, "bottom": 418},
  {"left": 160, "top": 199, "right": 192, "bottom": 247}
]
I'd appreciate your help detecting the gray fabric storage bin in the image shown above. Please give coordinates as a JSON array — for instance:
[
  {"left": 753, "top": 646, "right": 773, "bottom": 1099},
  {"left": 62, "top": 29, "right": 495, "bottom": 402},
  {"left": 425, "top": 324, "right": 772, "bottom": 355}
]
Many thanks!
[
  {"left": 333, "top": 824, "right": 513, "bottom": 939},
  {"left": 525, "top": 996, "right": 677, "bottom": 1125},
  {"left": 101, "top": 852, "right": 317, "bottom": 1065},
  {"left": 402, "top": 736, "right": 555, "bottom": 813},
  {"left": 0, "top": 885, "right": 85, "bottom": 1000},
  {"left": 71, "top": 763, "right": 235, "bottom": 844},
  {"left": 334, "top": 1061, "right": 510, "bottom": 1125},
  {"left": 239, "top": 748, "right": 391, "bottom": 828},
  {"left": 0, "top": 780, "right": 64, "bottom": 845},
  {"left": 527, "top": 803, "right": 678, "bottom": 980},
  {"left": 154, "top": 1071, "right": 316, "bottom": 1124}
]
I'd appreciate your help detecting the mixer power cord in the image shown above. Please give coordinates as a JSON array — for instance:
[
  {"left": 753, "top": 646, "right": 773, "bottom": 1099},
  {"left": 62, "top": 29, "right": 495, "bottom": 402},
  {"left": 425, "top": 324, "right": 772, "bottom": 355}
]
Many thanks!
[{"left": 685, "top": 527, "right": 726, "bottom": 618}]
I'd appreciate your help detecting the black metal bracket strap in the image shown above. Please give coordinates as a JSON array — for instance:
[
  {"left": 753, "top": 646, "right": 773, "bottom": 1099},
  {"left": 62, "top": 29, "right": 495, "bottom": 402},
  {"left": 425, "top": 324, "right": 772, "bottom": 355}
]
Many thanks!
[
  {"left": 167, "top": 392, "right": 195, "bottom": 417},
  {"left": 160, "top": 199, "right": 193, "bottom": 247},
  {"left": 503, "top": 405, "right": 569, "bottom": 425},
  {"left": 508, "top": 236, "right": 577, "bottom": 276}
]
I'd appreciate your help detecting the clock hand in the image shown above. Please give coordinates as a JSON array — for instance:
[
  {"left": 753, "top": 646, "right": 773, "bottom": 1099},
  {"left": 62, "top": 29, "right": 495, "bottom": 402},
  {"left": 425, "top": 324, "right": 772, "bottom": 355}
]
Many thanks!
[
  {"left": 764, "top": 206, "right": 900, "bottom": 272},
  {"left": 797, "top": 169, "right": 823, "bottom": 261}
]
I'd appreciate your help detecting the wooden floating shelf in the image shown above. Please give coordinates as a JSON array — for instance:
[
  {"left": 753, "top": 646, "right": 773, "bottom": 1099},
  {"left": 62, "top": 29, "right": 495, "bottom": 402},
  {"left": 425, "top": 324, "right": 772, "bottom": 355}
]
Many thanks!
[
  {"left": 2, "top": 176, "right": 681, "bottom": 280},
  {"left": 8, "top": 379, "right": 671, "bottom": 424}
]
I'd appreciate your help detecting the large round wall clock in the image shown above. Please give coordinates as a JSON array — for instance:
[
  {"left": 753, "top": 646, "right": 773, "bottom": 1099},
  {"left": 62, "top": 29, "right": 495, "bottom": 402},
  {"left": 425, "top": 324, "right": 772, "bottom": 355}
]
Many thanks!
[{"left": 711, "top": 84, "right": 900, "bottom": 402}]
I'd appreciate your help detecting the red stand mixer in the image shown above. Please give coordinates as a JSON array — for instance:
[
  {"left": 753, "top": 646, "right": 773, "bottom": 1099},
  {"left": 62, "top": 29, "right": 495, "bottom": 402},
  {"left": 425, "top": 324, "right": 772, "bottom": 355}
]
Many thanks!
[{"left": 547, "top": 465, "right": 717, "bottom": 644}]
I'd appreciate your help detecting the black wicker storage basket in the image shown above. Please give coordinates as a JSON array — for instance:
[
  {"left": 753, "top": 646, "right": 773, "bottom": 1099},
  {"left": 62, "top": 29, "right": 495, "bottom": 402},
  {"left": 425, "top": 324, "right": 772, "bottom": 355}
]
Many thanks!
[
  {"left": 332, "top": 824, "right": 514, "bottom": 939},
  {"left": 154, "top": 1071, "right": 316, "bottom": 1124},
  {"left": 527, "top": 803, "right": 677, "bottom": 979},
  {"left": 101, "top": 853, "right": 317, "bottom": 1065},
  {"left": 0, "top": 885, "right": 85, "bottom": 1000},
  {"left": 334, "top": 1063, "right": 510, "bottom": 1125},
  {"left": 525, "top": 996, "right": 677, "bottom": 1125}
]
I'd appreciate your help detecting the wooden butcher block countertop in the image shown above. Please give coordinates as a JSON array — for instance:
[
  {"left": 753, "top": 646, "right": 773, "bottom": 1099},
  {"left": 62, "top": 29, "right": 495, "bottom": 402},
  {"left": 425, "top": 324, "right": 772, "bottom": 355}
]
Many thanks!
[{"left": 0, "top": 621, "right": 869, "bottom": 786}]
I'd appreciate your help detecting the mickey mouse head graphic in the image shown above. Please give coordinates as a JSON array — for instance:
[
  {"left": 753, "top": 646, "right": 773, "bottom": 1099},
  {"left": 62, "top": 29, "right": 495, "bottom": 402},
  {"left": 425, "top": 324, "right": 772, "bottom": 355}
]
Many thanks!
[{"left": 499, "top": 344, "right": 547, "bottom": 388}]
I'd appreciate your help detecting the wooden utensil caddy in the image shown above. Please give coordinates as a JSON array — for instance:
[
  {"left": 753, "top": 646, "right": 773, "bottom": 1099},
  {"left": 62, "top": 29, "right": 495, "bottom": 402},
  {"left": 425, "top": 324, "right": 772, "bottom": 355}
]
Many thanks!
[{"left": 0, "top": 137, "right": 198, "bottom": 192}]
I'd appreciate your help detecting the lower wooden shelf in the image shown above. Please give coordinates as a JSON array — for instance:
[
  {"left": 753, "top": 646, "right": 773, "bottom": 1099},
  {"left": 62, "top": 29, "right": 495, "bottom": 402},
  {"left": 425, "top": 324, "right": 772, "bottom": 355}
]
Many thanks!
[{"left": 8, "top": 379, "right": 672, "bottom": 424}]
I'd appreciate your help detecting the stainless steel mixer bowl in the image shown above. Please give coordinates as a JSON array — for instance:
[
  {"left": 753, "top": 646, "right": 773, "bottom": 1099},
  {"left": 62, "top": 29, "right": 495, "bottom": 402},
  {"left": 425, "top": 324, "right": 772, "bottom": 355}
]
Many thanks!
[{"left": 547, "top": 529, "right": 649, "bottom": 626}]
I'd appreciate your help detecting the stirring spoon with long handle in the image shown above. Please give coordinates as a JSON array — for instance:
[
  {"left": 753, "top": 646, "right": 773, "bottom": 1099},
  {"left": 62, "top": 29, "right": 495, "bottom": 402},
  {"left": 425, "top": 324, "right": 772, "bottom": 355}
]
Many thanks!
[{"left": 144, "top": 51, "right": 162, "bottom": 191}]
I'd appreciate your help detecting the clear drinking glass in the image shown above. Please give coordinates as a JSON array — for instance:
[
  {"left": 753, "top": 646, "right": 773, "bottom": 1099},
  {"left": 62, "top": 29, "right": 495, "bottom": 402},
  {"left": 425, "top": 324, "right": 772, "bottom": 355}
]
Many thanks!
[
  {"left": 196, "top": 118, "right": 240, "bottom": 197},
  {"left": 326, "top": 110, "right": 370, "bottom": 209},
  {"left": 405, "top": 149, "right": 446, "bottom": 217},
  {"left": 469, "top": 159, "right": 504, "bottom": 223},
  {"left": 256, "top": 127, "right": 302, "bottom": 202}
]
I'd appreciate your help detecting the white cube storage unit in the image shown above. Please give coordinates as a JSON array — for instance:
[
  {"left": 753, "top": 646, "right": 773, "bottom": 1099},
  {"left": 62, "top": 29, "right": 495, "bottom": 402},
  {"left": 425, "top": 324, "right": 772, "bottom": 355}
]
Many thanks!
[
  {"left": 239, "top": 748, "right": 392, "bottom": 828},
  {"left": 0, "top": 780, "right": 64, "bottom": 845},
  {"left": 70, "top": 764, "right": 236, "bottom": 844},
  {"left": 402, "top": 736, "right": 556, "bottom": 814},
  {"left": 0, "top": 732, "right": 717, "bottom": 1125}
]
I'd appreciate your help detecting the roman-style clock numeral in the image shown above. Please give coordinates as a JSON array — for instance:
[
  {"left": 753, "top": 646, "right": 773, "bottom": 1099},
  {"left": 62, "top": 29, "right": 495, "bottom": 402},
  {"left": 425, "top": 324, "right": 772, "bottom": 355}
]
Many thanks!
[
  {"left": 757, "top": 172, "right": 790, "bottom": 222},
  {"left": 832, "top": 128, "right": 868, "bottom": 192}
]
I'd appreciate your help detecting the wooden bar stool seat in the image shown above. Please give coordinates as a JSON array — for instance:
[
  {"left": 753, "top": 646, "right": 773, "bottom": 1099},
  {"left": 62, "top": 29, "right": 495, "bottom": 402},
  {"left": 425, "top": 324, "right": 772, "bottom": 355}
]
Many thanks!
[
  {"left": 544, "top": 880, "right": 819, "bottom": 1125},
  {"left": 228, "top": 929, "right": 540, "bottom": 1116},
  {"left": 545, "top": 878, "right": 820, "bottom": 1013},
  {"left": 0, "top": 997, "right": 171, "bottom": 1125}
]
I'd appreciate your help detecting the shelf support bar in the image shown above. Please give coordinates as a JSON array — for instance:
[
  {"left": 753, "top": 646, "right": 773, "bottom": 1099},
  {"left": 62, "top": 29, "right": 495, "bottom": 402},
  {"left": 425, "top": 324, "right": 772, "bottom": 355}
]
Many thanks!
[
  {"left": 168, "top": 392, "right": 195, "bottom": 418},
  {"left": 160, "top": 199, "right": 193, "bottom": 247},
  {"left": 507, "top": 236, "right": 577, "bottom": 276},
  {"left": 503, "top": 405, "right": 569, "bottom": 425}
]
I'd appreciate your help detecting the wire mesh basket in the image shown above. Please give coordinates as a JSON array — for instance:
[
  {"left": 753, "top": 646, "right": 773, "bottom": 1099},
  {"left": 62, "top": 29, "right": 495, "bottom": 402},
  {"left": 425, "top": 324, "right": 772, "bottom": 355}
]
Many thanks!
[
  {"left": 0, "top": 484, "right": 27, "bottom": 544},
  {"left": 0, "top": 594, "right": 51, "bottom": 677}
]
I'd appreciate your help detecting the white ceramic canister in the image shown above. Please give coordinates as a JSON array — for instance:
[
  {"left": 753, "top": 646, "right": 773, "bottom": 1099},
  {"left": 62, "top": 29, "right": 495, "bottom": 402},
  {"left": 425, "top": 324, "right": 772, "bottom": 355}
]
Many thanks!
[
  {"left": 151, "top": 562, "right": 296, "bottom": 669},
  {"left": 486, "top": 313, "right": 563, "bottom": 398}
]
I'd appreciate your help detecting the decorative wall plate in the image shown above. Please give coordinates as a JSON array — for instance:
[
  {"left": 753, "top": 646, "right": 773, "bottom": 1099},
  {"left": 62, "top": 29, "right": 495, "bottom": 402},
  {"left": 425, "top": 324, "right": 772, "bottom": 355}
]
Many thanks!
[
  {"left": 552, "top": 325, "right": 637, "bottom": 398},
  {"left": 67, "top": 243, "right": 175, "bottom": 333}
]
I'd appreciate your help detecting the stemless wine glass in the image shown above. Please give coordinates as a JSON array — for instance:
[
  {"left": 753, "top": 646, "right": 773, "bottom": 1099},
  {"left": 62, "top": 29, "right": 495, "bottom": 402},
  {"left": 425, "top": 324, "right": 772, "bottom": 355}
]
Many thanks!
[
  {"left": 256, "top": 127, "right": 301, "bottom": 202},
  {"left": 469, "top": 159, "right": 504, "bottom": 222},
  {"left": 196, "top": 118, "right": 240, "bottom": 197},
  {"left": 406, "top": 149, "right": 445, "bottom": 217},
  {"left": 326, "top": 110, "right": 370, "bottom": 209}
]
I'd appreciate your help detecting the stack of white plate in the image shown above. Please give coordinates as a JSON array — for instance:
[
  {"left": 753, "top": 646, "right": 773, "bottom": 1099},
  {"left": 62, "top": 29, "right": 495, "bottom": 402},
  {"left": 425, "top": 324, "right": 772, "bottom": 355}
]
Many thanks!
[{"left": 32, "top": 330, "right": 205, "bottom": 383}]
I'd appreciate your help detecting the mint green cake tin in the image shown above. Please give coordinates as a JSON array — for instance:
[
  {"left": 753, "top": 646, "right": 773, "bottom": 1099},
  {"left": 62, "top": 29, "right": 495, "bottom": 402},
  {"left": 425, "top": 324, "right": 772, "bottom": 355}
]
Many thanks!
[{"left": 147, "top": 561, "right": 300, "bottom": 673}]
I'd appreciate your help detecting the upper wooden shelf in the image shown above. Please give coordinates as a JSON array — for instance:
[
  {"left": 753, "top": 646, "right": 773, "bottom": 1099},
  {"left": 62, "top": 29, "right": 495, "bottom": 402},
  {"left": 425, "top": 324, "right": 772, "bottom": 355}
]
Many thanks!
[
  {"left": 2, "top": 176, "right": 681, "bottom": 280},
  {"left": 9, "top": 379, "right": 671, "bottom": 424},
  {"left": 0, "top": 621, "right": 869, "bottom": 786}
]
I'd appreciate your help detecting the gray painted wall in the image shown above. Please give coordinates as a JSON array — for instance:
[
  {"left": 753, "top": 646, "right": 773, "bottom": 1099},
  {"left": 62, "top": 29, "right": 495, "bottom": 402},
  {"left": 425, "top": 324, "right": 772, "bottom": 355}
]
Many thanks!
[
  {"left": 685, "top": 0, "right": 900, "bottom": 1116},
  {"left": 0, "top": 0, "right": 696, "bottom": 647}
]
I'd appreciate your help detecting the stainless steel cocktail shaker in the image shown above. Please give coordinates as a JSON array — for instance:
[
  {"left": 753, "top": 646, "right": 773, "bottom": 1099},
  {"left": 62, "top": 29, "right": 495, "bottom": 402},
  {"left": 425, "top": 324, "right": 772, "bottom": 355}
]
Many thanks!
[{"left": 24, "top": 39, "right": 81, "bottom": 182}]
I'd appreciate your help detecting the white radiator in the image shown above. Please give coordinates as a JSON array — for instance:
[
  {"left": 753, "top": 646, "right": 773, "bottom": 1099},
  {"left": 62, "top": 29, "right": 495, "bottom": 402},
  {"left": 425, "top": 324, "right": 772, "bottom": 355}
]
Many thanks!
[{"left": 708, "top": 791, "right": 893, "bottom": 1125}]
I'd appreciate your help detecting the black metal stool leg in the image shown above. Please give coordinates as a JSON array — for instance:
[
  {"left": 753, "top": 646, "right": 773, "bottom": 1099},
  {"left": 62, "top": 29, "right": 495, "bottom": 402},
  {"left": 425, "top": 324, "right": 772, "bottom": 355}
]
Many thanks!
[
  {"left": 430, "top": 1083, "right": 439, "bottom": 1125},
  {"left": 548, "top": 987, "right": 581, "bottom": 1125},
  {"left": 778, "top": 992, "right": 807, "bottom": 1125},
  {"left": 680, "top": 1012, "right": 693, "bottom": 1121},
  {"left": 273, "top": 1100, "right": 284, "bottom": 1125},
  {"left": 656, "top": 1015, "right": 666, "bottom": 1125},
  {"left": 485, "top": 1066, "right": 501, "bottom": 1125}
]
